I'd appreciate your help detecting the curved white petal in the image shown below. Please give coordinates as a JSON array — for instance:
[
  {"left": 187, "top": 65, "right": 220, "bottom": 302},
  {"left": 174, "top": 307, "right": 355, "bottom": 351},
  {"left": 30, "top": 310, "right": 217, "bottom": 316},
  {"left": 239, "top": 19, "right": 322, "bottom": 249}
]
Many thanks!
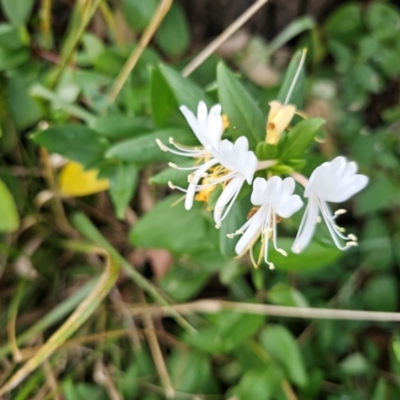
[
  {"left": 251, "top": 177, "right": 269, "bottom": 205},
  {"left": 180, "top": 102, "right": 223, "bottom": 151},
  {"left": 215, "top": 137, "right": 257, "bottom": 184},
  {"left": 197, "top": 101, "right": 208, "bottom": 122},
  {"left": 305, "top": 156, "right": 369, "bottom": 203},
  {"left": 291, "top": 196, "right": 320, "bottom": 253},
  {"left": 235, "top": 205, "right": 269, "bottom": 256},
  {"left": 275, "top": 194, "right": 303, "bottom": 219},
  {"left": 214, "top": 176, "right": 244, "bottom": 227},
  {"left": 207, "top": 104, "right": 223, "bottom": 149}
]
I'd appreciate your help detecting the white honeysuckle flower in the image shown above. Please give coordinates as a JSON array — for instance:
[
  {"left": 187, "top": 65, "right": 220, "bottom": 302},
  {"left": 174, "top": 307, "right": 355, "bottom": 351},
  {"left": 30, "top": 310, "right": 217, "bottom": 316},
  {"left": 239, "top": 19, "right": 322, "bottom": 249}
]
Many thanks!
[
  {"left": 292, "top": 156, "right": 369, "bottom": 254},
  {"left": 180, "top": 101, "right": 223, "bottom": 151},
  {"left": 213, "top": 136, "right": 258, "bottom": 227},
  {"left": 156, "top": 101, "right": 223, "bottom": 159},
  {"left": 170, "top": 136, "right": 258, "bottom": 225},
  {"left": 231, "top": 176, "right": 303, "bottom": 269}
]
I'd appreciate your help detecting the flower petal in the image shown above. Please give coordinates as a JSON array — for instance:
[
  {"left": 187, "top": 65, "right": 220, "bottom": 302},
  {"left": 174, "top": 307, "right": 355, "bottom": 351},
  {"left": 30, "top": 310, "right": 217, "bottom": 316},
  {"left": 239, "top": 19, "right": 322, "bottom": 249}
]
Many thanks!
[
  {"left": 213, "top": 176, "right": 244, "bottom": 226},
  {"left": 235, "top": 205, "right": 268, "bottom": 256},
  {"left": 291, "top": 196, "right": 319, "bottom": 253}
]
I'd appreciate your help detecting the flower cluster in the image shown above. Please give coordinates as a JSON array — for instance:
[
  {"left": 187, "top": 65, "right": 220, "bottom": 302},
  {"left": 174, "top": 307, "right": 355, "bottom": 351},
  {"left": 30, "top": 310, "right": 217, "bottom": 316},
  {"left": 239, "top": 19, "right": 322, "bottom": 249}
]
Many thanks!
[{"left": 156, "top": 101, "right": 369, "bottom": 269}]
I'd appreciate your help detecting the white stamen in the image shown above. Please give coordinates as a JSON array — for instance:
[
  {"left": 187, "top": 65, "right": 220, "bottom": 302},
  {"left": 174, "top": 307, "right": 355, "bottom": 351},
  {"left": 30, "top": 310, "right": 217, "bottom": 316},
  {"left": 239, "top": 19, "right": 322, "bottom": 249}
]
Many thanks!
[
  {"left": 316, "top": 216, "right": 322, "bottom": 223},
  {"left": 334, "top": 209, "right": 347, "bottom": 216},
  {"left": 347, "top": 233, "right": 358, "bottom": 241},
  {"left": 156, "top": 139, "right": 168, "bottom": 152},
  {"left": 277, "top": 248, "right": 288, "bottom": 256}
]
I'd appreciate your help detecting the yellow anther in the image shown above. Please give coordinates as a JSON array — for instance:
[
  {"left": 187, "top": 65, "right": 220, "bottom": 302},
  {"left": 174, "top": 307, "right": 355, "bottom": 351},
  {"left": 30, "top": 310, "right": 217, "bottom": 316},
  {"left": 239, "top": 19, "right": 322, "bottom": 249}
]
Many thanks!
[{"left": 222, "top": 114, "right": 229, "bottom": 131}]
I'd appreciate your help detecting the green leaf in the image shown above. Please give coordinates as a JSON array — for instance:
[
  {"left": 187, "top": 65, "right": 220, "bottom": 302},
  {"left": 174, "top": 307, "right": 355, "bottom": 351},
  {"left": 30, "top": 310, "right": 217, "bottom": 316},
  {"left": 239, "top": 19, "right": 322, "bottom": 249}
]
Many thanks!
[
  {"left": 159, "top": 263, "right": 209, "bottom": 301},
  {"left": 256, "top": 142, "right": 278, "bottom": 160},
  {"left": 351, "top": 63, "right": 383, "bottom": 94},
  {"left": 372, "top": 379, "right": 388, "bottom": 400},
  {"left": 363, "top": 274, "right": 397, "bottom": 312},
  {"left": 260, "top": 324, "right": 308, "bottom": 387},
  {"left": 62, "top": 381, "right": 106, "bottom": 400},
  {"left": 184, "top": 311, "right": 264, "bottom": 354},
  {"left": 89, "top": 115, "right": 153, "bottom": 139},
  {"left": 106, "top": 128, "right": 196, "bottom": 164},
  {"left": 0, "top": 47, "right": 29, "bottom": 71},
  {"left": 1, "top": 0, "right": 34, "bottom": 26},
  {"left": 161, "top": 64, "right": 211, "bottom": 108},
  {"left": 122, "top": 0, "right": 158, "bottom": 31},
  {"left": 130, "top": 194, "right": 217, "bottom": 255},
  {"left": 355, "top": 173, "right": 398, "bottom": 215},
  {"left": 32, "top": 125, "right": 107, "bottom": 167},
  {"left": 278, "top": 118, "right": 325, "bottom": 162},
  {"left": 109, "top": 163, "right": 138, "bottom": 219},
  {"left": 361, "top": 217, "right": 393, "bottom": 271},
  {"left": 235, "top": 366, "right": 282, "bottom": 400},
  {"left": 325, "top": 3, "right": 363, "bottom": 42},
  {"left": 7, "top": 73, "right": 43, "bottom": 130},
  {"left": 268, "top": 238, "right": 342, "bottom": 271},
  {"left": 339, "top": 353, "right": 370, "bottom": 376},
  {"left": 0, "top": 23, "right": 22, "bottom": 49},
  {"left": 150, "top": 162, "right": 191, "bottom": 188},
  {"left": 156, "top": 3, "right": 189, "bottom": 57},
  {"left": 150, "top": 67, "right": 179, "bottom": 127},
  {"left": 366, "top": 3, "right": 400, "bottom": 41},
  {"left": 168, "top": 350, "right": 213, "bottom": 393},
  {"left": 267, "top": 283, "right": 309, "bottom": 307},
  {"left": 0, "top": 178, "right": 19, "bottom": 232},
  {"left": 217, "top": 62, "right": 265, "bottom": 147},
  {"left": 277, "top": 49, "right": 306, "bottom": 108},
  {"left": 219, "top": 196, "right": 251, "bottom": 257}
]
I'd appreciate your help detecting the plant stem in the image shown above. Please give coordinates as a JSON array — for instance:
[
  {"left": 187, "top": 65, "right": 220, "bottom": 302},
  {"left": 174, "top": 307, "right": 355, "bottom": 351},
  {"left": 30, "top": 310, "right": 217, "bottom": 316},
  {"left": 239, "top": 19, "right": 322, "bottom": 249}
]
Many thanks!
[
  {"left": 182, "top": 0, "right": 269, "bottom": 77},
  {"left": 0, "top": 249, "right": 118, "bottom": 395},
  {"left": 108, "top": 0, "right": 172, "bottom": 103},
  {"left": 51, "top": 0, "right": 102, "bottom": 88},
  {"left": 128, "top": 299, "right": 400, "bottom": 323}
]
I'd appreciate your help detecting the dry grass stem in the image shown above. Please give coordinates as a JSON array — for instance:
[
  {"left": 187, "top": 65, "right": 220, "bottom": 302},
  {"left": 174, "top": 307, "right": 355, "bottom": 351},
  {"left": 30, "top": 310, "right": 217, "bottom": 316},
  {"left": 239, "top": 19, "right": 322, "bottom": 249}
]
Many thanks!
[
  {"left": 129, "top": 299, "right": 400, "bottom": 322},
  {"left": 138, "top": 291, "right": 175, "bottom": 399},
  {"left": 108, "top": 0, "right": 173, "bottom": 103},
  {"left": 182, "top": 0, "right": 269, "bottom": 77}
]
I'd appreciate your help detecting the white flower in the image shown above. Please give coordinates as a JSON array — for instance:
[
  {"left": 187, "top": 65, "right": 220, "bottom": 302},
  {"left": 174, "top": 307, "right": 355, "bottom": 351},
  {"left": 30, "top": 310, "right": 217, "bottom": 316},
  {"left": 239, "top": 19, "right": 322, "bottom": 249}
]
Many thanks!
[
  {"left": 170, "top": 136, "right": 258, "bottom": 224},
  {"left": 213, "top": 137, "right": 258, "bottom": 227},
  {"left": 156, "top": 101, "right": 223, "bottom": 159},
  {"left": 232, "top": 176, "right": 303, "bottom": 269},
  {"left": 180, "top": 101, "right": 223, "bottom": 152},
  {"left": 292, "top": 156, "right": 369, "bottom": 253},
  {"left": 156, "top": 101, "right": 274, "bottom": 226}
]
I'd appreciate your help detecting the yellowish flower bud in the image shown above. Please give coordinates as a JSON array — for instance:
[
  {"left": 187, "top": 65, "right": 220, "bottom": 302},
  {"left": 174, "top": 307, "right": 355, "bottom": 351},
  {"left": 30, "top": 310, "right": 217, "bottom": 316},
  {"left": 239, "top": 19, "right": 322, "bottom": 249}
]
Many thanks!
[{"left": 266, "top": 101, "right": 296, "bottom": 144}]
